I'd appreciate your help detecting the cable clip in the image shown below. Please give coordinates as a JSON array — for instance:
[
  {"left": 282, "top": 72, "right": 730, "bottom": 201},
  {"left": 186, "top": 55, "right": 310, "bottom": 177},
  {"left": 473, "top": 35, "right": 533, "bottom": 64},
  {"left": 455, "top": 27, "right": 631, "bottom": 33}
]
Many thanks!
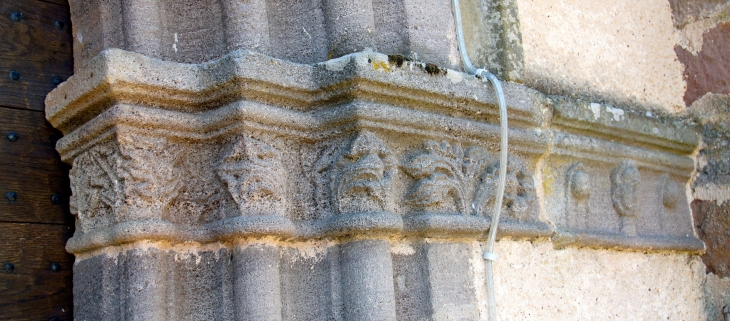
[
  {"left": 483, "top": 252, "right": 498, "bottom": 261},
  {"left": 475, "top": 68, "right": 487, "bottom": 78}
]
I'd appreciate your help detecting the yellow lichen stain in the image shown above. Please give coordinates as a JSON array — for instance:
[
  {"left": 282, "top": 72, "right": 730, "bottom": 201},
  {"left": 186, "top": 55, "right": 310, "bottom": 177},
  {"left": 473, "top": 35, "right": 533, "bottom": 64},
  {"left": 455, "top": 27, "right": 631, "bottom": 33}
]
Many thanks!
[
  {"left": 372, "top": 61, "right": 391, "bottom": 72},
  {"left": 542, "top": 165, "right": 555, "bottom": 197}
]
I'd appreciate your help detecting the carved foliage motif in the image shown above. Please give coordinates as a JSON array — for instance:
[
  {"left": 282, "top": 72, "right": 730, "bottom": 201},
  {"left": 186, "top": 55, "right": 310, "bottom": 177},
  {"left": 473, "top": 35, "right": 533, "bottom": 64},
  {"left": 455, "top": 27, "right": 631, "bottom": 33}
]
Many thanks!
[
  {"left": 403, "top": 141, "right": 489, "bottom": 214},
  {"left": 216, "top": 136, "right": 287, "bottom": 216},
  {"left": 611, "top": 160, "right": 641, "bottom": 236},
  {"left": 483, "top": 157, "right": 537, "bottom": 221},
  {"left": 119, "top": 135, "right": 185, "bottom": 217},
  {"left": 70, "top": 145, "right": 122, "bottom": 231},
  {"left": 333, "top": 131, "right": 396, "bottom": 214},
  {"left": 403, "top": 140, "right": 535, "bottom": 220}
]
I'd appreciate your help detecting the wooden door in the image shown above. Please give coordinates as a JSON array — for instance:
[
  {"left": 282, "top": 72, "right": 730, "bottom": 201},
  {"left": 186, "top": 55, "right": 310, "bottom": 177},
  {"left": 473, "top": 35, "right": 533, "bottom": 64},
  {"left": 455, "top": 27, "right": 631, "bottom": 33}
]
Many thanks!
[{"left": 0, "top": 0, "right": 74, "bottom": 320}]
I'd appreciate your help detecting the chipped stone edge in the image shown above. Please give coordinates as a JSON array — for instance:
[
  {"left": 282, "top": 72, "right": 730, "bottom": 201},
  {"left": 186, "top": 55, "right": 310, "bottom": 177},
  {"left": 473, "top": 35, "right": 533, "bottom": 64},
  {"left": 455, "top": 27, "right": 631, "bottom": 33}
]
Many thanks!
[
  {"left": 45, "top": 49, "right": 542, "bottom": 135},
  {"left": 552, "top": 230, "right": 705, "bottom": 254}
]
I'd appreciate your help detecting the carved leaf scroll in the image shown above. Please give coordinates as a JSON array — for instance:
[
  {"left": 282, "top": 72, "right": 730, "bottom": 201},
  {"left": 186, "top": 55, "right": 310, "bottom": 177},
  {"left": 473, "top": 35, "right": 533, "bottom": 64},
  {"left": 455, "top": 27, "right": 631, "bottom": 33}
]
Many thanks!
[
  {"left": 120, "top": 135, "right": 185, "bottom": 216},
  {"left": 403, "top": 141, "right": 490, "bottom": 215},
  {"left": 70, "top": 145, "right": 122, "bottom": 231},
  {"left": 216, "top": 136, "right": 287, "bottom": 216},
  {"left": 404, "top": 140, "right": 536, "bottom": 221}
]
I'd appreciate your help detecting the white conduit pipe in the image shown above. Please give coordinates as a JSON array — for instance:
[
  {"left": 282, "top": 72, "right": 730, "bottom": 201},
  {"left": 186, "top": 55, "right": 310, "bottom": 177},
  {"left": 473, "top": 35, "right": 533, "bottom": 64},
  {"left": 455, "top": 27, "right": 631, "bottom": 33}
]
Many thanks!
[{"left": 451, "top": 0, "right": 509, "bottom": 320}]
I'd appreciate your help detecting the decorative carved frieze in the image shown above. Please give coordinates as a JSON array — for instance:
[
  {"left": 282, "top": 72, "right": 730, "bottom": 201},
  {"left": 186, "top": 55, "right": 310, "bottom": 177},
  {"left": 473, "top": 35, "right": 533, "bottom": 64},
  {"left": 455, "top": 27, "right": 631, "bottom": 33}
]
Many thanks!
[
  {"left": 551, "top": 156, "right": 702, "bottom": 252},
  {"left": 216, "top": 136, "right": 287, "bottom": 217},
  {"left": 69, "top": 143, "right": 121, "bottom": 233},
  {"left": 53, "top": 48, "right": 705, "bottom": 321},
  {"left": 611, "top": 160, "right": 641, "bottom": 236},
  {"left": 331, "top": 131, "right": 396, "bottom": 215},
  {"left": 313, "top": 130, "right": 402, "bottom": 237},
  {"left": 401, "top": 140, "right": 545, "bottom": 237},
  {"left": 54, "top": 49, "right": 701, "bottom": 254},
  {"left": 118, "top": 134, "right": 185, "bottom": 221},
  {"left": 403, "top": 141, "right": 491, "bottom": 215}
]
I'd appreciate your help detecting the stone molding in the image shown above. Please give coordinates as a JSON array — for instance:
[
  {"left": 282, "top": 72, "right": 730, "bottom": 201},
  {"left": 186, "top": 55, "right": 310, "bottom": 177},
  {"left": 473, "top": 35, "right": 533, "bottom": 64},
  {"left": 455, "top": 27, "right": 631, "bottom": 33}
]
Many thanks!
[{"left": 48, "top": 49, "right": 703, "bottom": 256}]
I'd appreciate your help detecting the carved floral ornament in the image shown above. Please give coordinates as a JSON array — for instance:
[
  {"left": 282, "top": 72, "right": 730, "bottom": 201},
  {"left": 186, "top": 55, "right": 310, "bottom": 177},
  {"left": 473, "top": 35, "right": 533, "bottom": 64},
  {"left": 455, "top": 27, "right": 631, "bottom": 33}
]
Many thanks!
[
  {"left": 69, "top": 145, "right": 121, "bottom": 230},
  {"left": 402, "top": 140, "right": 536, "bottom": 221},
  {"left": 69, "top": 131, "right": 539, "bottom": 232}
]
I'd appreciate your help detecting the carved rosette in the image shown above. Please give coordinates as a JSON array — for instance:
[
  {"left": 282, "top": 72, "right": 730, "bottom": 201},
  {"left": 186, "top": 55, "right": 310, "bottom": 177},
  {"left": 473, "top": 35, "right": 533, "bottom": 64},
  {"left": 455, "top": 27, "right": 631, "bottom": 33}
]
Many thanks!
[
  {"left": 69, "top": 144, "right": 122, "bottom": 232},
  {"left": 216, "top": 136, "right": 287, "bottom": 217},
  {"left": 611, "top": 160, "right": 641, "bottom": 236}
]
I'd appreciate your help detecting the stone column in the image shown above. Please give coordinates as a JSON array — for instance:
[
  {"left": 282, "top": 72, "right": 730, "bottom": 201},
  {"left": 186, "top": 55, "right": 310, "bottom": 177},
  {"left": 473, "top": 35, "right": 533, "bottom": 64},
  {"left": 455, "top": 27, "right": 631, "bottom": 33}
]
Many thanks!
[{"left": 233, "top": 243, "right": 282, "bottom": 321}]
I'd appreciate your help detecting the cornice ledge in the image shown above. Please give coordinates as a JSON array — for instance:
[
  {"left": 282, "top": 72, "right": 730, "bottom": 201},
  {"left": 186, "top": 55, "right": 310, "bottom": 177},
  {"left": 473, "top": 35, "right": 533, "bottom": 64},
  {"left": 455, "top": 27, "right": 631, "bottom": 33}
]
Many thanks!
[
  {"left": 551, "top": 98, "right": 699, "bottom": 155},
  {"left": 551, "top": 230, "right": 705, "bottom": 254},
  {"left": 46, "top": 49, "right": 544, "bottom": 135}
]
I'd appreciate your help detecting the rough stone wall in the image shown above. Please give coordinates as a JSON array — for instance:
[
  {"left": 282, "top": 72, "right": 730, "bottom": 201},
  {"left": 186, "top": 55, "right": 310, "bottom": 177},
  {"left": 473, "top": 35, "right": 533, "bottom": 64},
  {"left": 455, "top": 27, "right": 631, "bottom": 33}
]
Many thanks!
[
  {"left": 691, "top": 93, "right": 730, "bottom": 321},
  {"left": 51, "top": 0, "right": 730, "bottom": 320},
  {"left": 675, "top": 1, "right": 730, "bottom": 320}
]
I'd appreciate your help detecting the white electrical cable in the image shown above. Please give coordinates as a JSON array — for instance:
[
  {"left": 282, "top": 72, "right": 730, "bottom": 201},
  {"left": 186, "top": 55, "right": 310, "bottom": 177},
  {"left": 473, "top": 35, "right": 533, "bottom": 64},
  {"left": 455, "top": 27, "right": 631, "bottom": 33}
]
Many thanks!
[{"left": 451, "top": 0, "right": 509, "bottom": 320}]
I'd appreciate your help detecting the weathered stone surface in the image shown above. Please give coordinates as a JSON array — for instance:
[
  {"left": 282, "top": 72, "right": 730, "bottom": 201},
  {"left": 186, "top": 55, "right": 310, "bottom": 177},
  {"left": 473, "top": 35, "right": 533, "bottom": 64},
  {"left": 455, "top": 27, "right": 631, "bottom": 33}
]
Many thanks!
[
  {"left": 694, "top": 100, "right": 730, "bottom": 190},
  {"left": 545, "top": 99, "right": 702, "bottom": 252},
  {"left": 48, "top": 48, "right": 704, "bottom": 319},
  {"left": 517, "top": 0, "right": 686, "bottom": 111},
  {"left": 461, "top": 0, "right": 524, "bottom": 81},
  {"left": 68, "top": 0, "right": 462, "bottom": 69},
  {"left": 692, "top": 200, "right": 730, "bottom": 277},
  {"left": 676, "top": 22, "right": 730, "bottom": 106},
  {"left": 494, "top": 239, "right": 707, "bottom": 320},
  {"left": 703, "top": 271, "right": 730, "bottom": 321},
  {"left": 669, "top": 0, "right": 730, "bottom": 27}
]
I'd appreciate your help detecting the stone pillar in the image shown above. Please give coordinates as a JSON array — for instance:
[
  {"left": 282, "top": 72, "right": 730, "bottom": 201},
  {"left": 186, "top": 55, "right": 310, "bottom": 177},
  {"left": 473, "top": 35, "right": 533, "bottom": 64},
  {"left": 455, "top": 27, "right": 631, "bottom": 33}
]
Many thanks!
[
  {"left": 322, "top": 0, "right": 376, "bottom": 59},
  {"left": 121, "top": 0, "right": 163, "bottom": 58},
  {"left": 339, "top": 240, "right": 397, "bottom": 321},
  {"left": 221, "top": 0, "right": 271, "bottom": 54},
  {"left": 233, "top": 243, "right": 282, "bottom": 321}
]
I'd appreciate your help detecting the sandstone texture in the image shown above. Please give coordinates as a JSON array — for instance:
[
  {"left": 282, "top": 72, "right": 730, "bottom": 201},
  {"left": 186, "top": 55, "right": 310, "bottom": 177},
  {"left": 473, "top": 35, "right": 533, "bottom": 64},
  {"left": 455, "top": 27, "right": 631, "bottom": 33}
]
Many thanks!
[
  {"left": 494, "top": 239, "right": 707, "bottom": 321},
  {"left": 50, "top": 0, "right": 730, "bottom": 320},
  {"left": 517, "top": 0, "right": 686, "bottom": 112},
  {"left": 47, "top": 48, "right": 705, "bottom": 320}
]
